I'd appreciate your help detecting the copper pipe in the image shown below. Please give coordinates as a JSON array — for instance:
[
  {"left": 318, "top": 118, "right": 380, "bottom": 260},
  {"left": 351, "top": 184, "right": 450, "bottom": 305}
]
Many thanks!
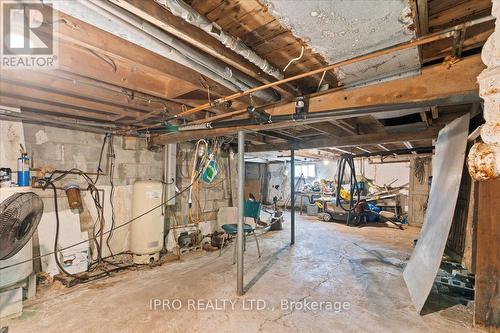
[
  {"left": 127, "top": 15, "right": 493, "bottom": 135},
  {"left": 175, "top": 15, "right": 494, "bottom": 119}
]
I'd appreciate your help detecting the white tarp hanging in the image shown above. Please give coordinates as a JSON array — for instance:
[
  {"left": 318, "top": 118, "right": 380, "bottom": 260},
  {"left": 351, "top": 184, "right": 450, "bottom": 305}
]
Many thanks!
[{"left": 403, "top": 113, "right": 470, "bottom": 312}]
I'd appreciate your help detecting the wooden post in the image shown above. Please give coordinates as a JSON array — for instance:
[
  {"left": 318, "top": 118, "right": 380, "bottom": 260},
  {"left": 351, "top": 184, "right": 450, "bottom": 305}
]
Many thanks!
[{"left": 474, "top": 179, "right": 500, "bottom": 331}]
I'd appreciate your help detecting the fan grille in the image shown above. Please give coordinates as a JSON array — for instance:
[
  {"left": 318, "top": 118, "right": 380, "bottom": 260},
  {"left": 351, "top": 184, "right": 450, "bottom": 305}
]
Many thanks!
[{"left": 0, "top": 192, "right": 43, "bottom": 260}]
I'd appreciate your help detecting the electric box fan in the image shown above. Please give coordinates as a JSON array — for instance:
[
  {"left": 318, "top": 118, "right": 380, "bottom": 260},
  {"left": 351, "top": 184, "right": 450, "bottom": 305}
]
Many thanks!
[{"left": 0, "top": 192, "right": 43, "bottom": 260}]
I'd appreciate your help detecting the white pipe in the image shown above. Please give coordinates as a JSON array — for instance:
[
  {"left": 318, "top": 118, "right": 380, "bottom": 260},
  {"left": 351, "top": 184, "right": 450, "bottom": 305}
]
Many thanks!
[
  {"left": 52, "top": 0, "right": 279, "bottom": 102},
  {"left": 83, "top": 0, "right": 242, "bottom": 91},
  {"left": 155, "top": 0, "right": 284, "bottom": 80}
]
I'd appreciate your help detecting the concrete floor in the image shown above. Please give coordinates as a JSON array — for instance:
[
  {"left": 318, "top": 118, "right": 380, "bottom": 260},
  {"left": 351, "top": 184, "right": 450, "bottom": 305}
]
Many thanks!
[{"left": 1, "top": 213, "right": 477, "bottom": 333}]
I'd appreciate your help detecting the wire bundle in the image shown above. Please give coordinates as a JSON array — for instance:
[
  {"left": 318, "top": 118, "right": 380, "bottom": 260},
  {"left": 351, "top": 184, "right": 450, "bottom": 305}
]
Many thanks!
[{"left": 37, "top": 134, "right": 122, "bottom": 281}]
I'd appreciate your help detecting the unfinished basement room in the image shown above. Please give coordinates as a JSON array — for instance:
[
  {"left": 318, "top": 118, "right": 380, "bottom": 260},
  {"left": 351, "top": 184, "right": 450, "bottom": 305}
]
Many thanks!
[{"left": 0, "top": 0, "right": 499, "bottom": 332}]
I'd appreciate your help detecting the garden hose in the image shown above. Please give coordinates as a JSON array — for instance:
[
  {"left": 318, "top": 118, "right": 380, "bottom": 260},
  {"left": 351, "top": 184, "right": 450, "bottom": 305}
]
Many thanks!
[{"left": 335, "top": 154, "right": 361, "bottom": 213}]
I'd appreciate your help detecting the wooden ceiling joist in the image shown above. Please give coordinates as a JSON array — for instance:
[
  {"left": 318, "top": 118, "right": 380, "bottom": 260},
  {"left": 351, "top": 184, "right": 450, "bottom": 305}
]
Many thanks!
[
  {"left": 265, "top": 54, "right": 483, "bottom": 116},
  {"left": 152, "top": 54, "right": 483, "bottom": 145},
  {"left": 417, "top": 0, "right": 429, "bottom": 35},
  {"left": 0, "top": 80, "right": 141, "bottom": 119},
  {"left": 0, "top": 95, "right": 114, "bottom": 122},
  {"left": 45, "top": 6, "right": 253, "bottom": 110},
  {"left": 0, "top": 0, "right": 491, "bottom": 144},
  {"left": 0, "top": 66, "right": 196, "bottom": 126},
  {"left": 109, "top": 0, "right": 298, "bottom": 99},
  {"left": 247, "top": 127, "right": 442, "bottom": 152},
  {"left": 11, "top": 70, "right": 167, "bottom": 113}
]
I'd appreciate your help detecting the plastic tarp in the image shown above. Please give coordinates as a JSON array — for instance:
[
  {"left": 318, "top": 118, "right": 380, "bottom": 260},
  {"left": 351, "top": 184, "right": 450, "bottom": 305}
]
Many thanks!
[{"left": 403, "top": 113, "right": 470, "bottom": 312}]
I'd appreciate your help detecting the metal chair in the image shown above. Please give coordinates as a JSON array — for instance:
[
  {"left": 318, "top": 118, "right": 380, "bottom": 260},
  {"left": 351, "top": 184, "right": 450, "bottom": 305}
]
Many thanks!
[{"left": 218, "top": 200, "right": 262, "bottom": 263}]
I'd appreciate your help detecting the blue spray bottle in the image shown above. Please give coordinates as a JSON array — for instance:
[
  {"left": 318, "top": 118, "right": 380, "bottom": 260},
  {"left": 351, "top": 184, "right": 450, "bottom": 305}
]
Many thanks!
[{"left": 17, "top": 145, "right": 30, "bottom": 186}]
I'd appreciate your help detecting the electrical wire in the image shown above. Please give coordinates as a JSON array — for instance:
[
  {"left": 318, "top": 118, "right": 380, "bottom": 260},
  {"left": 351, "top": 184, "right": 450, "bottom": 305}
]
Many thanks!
[
  {"left": 106, "top": 134, "right": 116, "bottom": 257},
  {"left": 283, "top": 46, "right": 304, "bottom": 72},
  {"left": 46, "top": 180, "right": 81, "bottom": 279},
  {"left": 41, "top": 167, "right": 107, "bottom": 263},
  {"left": 0, "top": 173, "right": 199, "bottom": 272},
  {"left": 2, "top": 134, "right": 214, "bottom": 275},
  {"left": 42, "top": 180, "right": 131, "bottom": 283},
  {"left": 25, "top": 134, "right": 144, "bottom": 279},
  {"left": 42, "top": 134, "right": 113, "bottom": 262},
  {"left": 188, "top": 139, "right": 209, "bottom": 223}
]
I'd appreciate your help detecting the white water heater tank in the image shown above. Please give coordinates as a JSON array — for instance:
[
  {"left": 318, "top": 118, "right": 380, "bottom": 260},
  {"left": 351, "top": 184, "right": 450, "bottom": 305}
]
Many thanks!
[{"left": 130, "top": 180, "right": 163, "bottom": 264}]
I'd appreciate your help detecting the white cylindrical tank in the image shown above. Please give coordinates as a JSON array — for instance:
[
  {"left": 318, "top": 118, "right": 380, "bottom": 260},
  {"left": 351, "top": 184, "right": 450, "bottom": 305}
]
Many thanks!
[{"left": 130, "top": 180, "right": 163, "bottom": 264}]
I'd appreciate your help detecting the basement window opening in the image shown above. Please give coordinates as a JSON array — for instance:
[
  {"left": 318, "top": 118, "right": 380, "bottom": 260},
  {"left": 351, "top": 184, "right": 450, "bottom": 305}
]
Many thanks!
[{"left": 295, "top": 164, "right": 316, "bottom": 178}]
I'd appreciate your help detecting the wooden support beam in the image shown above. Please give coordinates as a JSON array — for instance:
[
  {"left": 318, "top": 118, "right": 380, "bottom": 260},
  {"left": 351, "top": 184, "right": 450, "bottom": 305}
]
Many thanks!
[
  {"left": 417, "top": 0, "right": 429, "bottom": 35},
  {"left": 307, "top": 122, "right": 343, "bottom": 137},
  {"left": 152, "top": 55, "right": 482, "bottom": 145},
  {"left": 0, "top": 80, "right": 141, "bottom": 119},
  {"left": 152, "top": 104, "right": 474, "bottom": 146},
  {"left": 47, "top": 7, "right": 249, "bottom": 110},
  {"left": 247, "top": 127, "right": 443, "bottom": 152},
  {"left": 265, "top": 55, "right": 483, "bottom": 116},
  {"left": 0, "top": 95, "right": 114, "bottom": 122}
]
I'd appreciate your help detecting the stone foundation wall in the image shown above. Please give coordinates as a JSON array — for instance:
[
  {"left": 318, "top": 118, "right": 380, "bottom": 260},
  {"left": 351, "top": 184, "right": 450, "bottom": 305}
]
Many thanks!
[{"left": 468, "top": 0, "right": 500, "bottom": 180}]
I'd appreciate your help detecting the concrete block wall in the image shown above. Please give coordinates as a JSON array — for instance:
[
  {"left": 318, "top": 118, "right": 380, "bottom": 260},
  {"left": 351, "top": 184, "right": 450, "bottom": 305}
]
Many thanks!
[
  {"left": 20, "top": 125, "right": 233, "bottom": 261},
  {"left": 21, "top": 124, "right": 164, "bottom": 260},
  {"left": 173, "top": 142, "right": 232, "bottom": 226},
  {"left": 23, "top": 124, "right": 163, "bottom": 186}
]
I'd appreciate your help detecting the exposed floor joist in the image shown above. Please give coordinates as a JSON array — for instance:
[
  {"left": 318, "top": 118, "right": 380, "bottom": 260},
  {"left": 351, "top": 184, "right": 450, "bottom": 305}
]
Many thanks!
[
  {"left": 110, "top": 0, "right": 299, "bottom": 99},
  {"left": 265, "top": 54, "right": 483, "bottom": 116},
  {"left": 247, "top": 127, "right": 442, "bottom": 152},
  {"left": 152, "top": 55, "right": 483, "bottom": 145}
]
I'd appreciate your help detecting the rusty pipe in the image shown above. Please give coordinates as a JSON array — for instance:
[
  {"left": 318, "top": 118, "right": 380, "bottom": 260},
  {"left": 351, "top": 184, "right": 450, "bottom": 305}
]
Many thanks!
[
  {"left": 174, "top": 15, "right": 494, "bottom": 119},
  {"left": 127, "top": 15, "right": 494, "bottom": 135}
]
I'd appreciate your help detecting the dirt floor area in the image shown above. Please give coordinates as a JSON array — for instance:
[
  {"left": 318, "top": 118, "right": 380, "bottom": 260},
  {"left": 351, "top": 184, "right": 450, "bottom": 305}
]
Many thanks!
[{"left": 1, "top": 213, "right": 477, "bottom": 332}]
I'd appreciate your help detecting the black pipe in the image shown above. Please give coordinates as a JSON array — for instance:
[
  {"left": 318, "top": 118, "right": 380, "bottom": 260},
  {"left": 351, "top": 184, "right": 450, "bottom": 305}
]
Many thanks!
[
  {"left": 210, "top": 94, "right": 479, "bottom": 129},
  {"left": 140, "top": 94, "right": 479, "bottom": 135}
]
